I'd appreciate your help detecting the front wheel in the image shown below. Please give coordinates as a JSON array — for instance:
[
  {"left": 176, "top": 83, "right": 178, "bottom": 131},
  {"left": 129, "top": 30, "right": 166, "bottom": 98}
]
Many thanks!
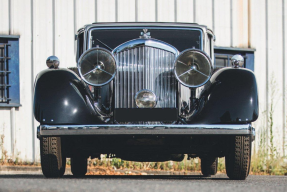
[
  {"left": 225, "top": 136, "right": 251, "bottom": 180},
  {"left": 40, "top": 137, "right": 66, "bottom": 178},
  {"left": 71, "top": 157, "right": 87, "bottom": 177},
  {"left": 201, "top": 157, "right": 218, "bottom": 176}
]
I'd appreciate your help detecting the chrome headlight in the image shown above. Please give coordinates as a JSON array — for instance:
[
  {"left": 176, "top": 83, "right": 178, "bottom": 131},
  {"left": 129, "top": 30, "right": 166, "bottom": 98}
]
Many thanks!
[
  {"left": 174, "top": 49, "right": 212, "bottom": 88},
  {"left": 78, "top": 47, "right": 116, "bottom": 86},
  {"left": 135, "top": 90, "right": 157, "bottom": 108}
]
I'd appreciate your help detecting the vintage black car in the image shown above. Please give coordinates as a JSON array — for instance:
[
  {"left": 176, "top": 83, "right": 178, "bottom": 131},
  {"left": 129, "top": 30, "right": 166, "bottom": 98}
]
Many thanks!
[{"left": 34, "top": 22, "right": 258, "bottom": 179}]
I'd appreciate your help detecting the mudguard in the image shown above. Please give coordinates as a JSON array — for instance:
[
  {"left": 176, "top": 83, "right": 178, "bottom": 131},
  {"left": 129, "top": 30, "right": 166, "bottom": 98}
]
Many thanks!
[
  {"left": 33, "top": 69, "right": 104, "bottom": 125},
  {"left": 188, "top": 68, "right": 258, "bottom": 124}
]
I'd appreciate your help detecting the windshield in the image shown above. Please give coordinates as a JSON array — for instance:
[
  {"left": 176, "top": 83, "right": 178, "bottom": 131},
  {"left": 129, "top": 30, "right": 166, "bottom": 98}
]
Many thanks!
[{"left": 90, "top": 28, "right": 202, "bottom": 52}]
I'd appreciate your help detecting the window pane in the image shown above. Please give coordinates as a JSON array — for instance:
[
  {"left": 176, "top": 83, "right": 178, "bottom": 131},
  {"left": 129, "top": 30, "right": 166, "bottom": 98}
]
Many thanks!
[
  {"left": 215, "top": 54, "right": 232, "bottom": 70},
  {"left": 0, "top": 45, "right": 4, "bottom": 102},
  {"left": 206, "top": 35, "right": 210, "bottom": 57},
  {"left": 91, "top": 28, "right": 202, "bottom": 51}
]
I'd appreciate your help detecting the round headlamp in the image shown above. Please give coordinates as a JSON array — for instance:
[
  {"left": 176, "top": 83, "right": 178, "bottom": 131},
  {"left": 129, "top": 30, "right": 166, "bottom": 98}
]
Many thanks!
[
  {"left": 78, "top": 47, "right": 116, "bottom": 86},
  {"left": 135, "top": 90, "right": 157, "bottom": 108},
  {"left": 174, "top": 49, "right": 212, "bottom": 88}
]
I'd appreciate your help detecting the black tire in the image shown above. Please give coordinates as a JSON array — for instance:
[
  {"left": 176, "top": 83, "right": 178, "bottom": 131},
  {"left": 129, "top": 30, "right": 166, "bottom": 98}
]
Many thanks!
[
  {"left": 40, "top": 137, "right": 66, "bottom": 178},
  {"left": 71, "top": 157, "right": 87, "bottom": 177},
  {"left": 201, "top": 157, "right": 218, "bottom": 176},
  {"left": 225, "top": 136, "right": 251, "bottom": 180}
]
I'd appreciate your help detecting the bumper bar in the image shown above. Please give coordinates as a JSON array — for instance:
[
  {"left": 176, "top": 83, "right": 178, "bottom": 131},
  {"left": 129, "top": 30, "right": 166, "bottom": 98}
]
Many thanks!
[{"left": 38, "top": 124, "right": 255, "bottom": 138}]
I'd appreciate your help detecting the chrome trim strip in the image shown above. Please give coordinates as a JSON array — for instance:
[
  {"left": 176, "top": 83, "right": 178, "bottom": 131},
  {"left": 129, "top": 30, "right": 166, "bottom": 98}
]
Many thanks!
[
  {"left": 38, "top": 124, "right": 255, "bottom": 136},
  {"left": 112, "top": 38, "right": 179, "bottom": 56}
]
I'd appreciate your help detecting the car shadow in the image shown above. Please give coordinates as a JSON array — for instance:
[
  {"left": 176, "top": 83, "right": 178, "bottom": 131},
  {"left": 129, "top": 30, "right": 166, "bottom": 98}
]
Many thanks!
[
  {"left": 0, "top": 174, "right": 230, "bottom": 180},
  {"left": 65, "top": 175, "right": 230, "bottom": 180}
]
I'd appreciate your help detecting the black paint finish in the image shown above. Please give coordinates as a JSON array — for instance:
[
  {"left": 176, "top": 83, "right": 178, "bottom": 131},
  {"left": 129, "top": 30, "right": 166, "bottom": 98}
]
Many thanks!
[
  {"left": 187, "top": 68, "right": 258, "bottom": 124},
  {"left": 34, "top": 67, "right": 258, "bottom": 125},
  {"left": 114, "top": 108, "right": 178, "bottom": 122},
  {"left": 33, "top": 69, "right": 103, "bottom": 125}
]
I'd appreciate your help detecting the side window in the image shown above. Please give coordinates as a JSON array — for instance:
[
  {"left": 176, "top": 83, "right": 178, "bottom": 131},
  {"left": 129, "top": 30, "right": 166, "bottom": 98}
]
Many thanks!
[
  {"left": 0, "top": 36, "right": 20, "bottom": 107},
  {"left": 76, "top": 32, "right": 84, "bottom": 62},
  {"left": 214, "top": 54, "right": 233, "bottom": 69}
]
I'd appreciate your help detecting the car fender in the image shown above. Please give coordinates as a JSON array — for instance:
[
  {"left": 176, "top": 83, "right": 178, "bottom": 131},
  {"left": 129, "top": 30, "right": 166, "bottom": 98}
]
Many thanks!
[
  {"left": 33, "top": 68, "right": 104, "bottom": 125},
  {"left": 187, "top": 67, "right": 259, "bottom": 124}
]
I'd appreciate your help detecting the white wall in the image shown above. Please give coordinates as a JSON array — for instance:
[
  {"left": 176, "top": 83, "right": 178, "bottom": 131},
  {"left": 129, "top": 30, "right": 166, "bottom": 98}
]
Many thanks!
[{"left": 0, "top": 0, "right": 286, "bottom": 161}]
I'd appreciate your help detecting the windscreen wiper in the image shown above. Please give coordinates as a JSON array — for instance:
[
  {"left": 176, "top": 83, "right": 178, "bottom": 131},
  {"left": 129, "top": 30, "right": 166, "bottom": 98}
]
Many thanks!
[{"left": 96, "top": 39, "right": 113, "bottom": 51}]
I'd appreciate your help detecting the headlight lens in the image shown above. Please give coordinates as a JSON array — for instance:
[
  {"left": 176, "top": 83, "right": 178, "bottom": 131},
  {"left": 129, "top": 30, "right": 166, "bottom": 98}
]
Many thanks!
[
  {"left": 78, "top": 48, "right": 116, "bottom": 86},
  {"left": 174, "top": 49, "right": 212, "bottom": 88},
  {"left": 135, "top": 90, "right": 157, "bottom": 108}
]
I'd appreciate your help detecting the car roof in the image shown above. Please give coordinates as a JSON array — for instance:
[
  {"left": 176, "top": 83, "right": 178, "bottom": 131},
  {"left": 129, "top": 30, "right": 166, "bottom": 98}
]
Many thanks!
[{"left": 79, "top": 22, "right": 213, "bottom": 35}]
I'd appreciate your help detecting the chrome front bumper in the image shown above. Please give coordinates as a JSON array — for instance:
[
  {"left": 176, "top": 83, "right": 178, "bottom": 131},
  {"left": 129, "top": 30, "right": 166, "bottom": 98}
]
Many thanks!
[{"left": 37, "top": 124, "right": 255, "bottom": 139}]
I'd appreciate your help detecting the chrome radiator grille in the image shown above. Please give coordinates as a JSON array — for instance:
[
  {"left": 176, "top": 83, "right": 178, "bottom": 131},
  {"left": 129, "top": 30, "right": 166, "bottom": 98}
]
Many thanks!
[{"left": 115, "top": 46, "right": 177, "bottom": 108}]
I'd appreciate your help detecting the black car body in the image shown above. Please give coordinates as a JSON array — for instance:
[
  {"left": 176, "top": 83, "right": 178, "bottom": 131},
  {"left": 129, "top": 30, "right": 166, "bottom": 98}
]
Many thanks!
[{"left": 34, "top": 22, "right": 258, "bottom": 179}]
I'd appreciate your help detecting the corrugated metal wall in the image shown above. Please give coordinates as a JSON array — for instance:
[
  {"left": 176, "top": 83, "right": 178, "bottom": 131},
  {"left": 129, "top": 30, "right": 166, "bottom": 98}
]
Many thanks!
[{"left": 0, "top": 0, "right": 285, "bottom": 161}]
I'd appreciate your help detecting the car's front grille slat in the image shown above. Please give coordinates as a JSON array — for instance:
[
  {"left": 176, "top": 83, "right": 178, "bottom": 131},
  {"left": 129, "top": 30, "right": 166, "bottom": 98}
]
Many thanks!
[{"left": 115, "top": 46, "right": 176, "bottom": 109}]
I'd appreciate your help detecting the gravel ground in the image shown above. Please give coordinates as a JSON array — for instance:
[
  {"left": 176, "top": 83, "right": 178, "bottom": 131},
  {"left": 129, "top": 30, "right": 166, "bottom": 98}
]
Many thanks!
[{"left": 0, "top": 173, "right": 286, "bottom": 192}]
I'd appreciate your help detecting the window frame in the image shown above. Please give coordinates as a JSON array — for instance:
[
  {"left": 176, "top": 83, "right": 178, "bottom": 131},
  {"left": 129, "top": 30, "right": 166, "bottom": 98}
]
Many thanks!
[
  {"left": 76, "top": 31, "right": 85, "bottom": 63},
  {"left": 0, "top": 35, "right": 21, "bottom": 108}
]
